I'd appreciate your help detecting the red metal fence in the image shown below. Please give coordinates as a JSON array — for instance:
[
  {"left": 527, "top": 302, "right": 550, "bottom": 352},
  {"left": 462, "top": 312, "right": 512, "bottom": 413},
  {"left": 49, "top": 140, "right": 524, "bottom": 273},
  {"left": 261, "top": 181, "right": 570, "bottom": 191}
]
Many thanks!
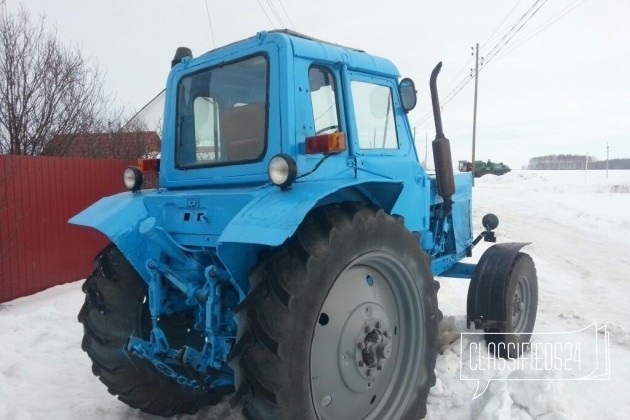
[{"left": 0, "top": 155, "right": 132, "bottom": 302}]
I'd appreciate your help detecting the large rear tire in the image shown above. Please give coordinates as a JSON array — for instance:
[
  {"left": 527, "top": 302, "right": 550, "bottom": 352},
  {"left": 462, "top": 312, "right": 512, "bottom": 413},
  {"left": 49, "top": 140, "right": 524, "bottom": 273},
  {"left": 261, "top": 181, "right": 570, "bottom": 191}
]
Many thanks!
[
  {"left": 78, "top": 245, "right": 232, "bottom": 416},
  {"left": 231, "top": 204, "right": 441, "bottom": 420}
]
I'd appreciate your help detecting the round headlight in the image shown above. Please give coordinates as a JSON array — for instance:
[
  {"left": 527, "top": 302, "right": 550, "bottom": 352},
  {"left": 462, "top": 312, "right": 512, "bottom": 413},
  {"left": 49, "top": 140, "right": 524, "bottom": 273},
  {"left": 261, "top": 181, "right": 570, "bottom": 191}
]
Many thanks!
[
  {"left": 268, "top": 154, "right": 297, "bottom": 189},
  {"left": 124, "top": 166, "right": 144, "bottom": 192}
]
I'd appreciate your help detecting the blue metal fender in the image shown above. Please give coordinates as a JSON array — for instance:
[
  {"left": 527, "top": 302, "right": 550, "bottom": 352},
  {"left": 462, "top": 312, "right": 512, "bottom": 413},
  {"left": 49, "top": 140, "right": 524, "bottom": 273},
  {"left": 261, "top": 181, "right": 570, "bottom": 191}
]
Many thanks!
[
  {"left": 69, "top": 192, "right": 148, "bottom": 239},
  {"left": 466, "top": 242, "right": 530, "bottom": 329},
  {"left": 69, "top": 192, "right": 152, "bottom": 279},
  {"left": 216, "top": 179, "right": 403, "bottom": 293},
  {"left": 218, "top": 179, "right": 403, "bottom": 247}
]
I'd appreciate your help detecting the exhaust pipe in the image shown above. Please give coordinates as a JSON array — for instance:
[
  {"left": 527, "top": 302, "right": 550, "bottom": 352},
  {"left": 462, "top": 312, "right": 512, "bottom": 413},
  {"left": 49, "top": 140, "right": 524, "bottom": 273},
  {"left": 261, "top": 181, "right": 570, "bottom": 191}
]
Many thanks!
[{"left": 430, "top": 62, "right": 455, "bottom": 215}]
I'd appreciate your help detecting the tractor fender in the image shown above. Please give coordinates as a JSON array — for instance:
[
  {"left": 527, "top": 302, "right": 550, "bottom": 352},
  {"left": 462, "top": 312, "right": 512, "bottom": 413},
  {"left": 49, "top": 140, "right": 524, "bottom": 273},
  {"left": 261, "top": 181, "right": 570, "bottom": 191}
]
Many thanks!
[
  {"left": 216, "top": 179, "right": 403, "bottom": 293},
  {"left": 466, "top": 242, "right": 531, "bottom": 329},
  {"left": 218, "top": 179, "right": 403, "bottom": 247},
  {"left": 69, "top": 192, "right": 148, "bottom": 240},
  {"left": 69, "top": 192, "right": 152, "bottom": 279}
]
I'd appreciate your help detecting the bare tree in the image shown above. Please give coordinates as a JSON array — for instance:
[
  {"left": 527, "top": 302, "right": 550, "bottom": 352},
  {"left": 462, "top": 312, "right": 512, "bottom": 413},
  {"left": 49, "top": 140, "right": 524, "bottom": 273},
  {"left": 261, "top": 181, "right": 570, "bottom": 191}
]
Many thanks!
[{"left": 0, "top": 1, "right": 113, "bottom": 155}]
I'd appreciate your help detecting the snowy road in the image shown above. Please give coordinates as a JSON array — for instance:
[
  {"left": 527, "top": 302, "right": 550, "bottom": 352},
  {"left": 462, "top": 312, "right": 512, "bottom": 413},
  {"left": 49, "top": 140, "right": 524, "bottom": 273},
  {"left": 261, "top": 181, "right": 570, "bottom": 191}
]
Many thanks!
[
  {"left": 1, "top": 170, "right": 629, "bottom": 419},
  {"left": 461, "top": 171, "right": 630, "bottom": 419}
]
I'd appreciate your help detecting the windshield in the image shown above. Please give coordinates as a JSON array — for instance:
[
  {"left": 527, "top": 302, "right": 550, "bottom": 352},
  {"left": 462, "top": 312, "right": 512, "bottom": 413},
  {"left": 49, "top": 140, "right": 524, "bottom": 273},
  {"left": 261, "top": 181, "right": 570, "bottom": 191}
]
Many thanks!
[{"left": 176, "top": 55, "right": 268, "bottom": 168}]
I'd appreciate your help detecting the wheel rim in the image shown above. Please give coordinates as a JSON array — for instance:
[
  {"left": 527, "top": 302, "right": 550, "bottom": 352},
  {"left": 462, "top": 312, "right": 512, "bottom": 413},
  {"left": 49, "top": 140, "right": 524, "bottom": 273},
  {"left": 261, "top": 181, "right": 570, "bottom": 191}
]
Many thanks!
[
  {"left": 511, "top": 273, "right": 531, "bottom": 331},
  {"left": 310, "top": 251, "right": 425, "bottom": 420}
]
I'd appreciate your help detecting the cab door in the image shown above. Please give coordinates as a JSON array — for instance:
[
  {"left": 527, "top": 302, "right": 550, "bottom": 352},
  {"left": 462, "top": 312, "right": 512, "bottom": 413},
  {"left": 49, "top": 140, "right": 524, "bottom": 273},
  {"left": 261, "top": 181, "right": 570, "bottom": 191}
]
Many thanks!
[{"left": 343, "top": 71, "right": 429, "bottom": 232}]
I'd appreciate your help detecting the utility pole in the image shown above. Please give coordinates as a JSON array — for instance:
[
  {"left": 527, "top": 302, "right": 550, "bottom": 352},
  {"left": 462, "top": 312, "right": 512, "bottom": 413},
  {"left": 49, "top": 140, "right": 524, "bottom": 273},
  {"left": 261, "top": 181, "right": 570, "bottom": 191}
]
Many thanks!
[
  {"left": 606, "top": 142, "right": 609, "bottom": 178},
  {"left": 471, "top": 43, "right": 480, "bottom": 187}
]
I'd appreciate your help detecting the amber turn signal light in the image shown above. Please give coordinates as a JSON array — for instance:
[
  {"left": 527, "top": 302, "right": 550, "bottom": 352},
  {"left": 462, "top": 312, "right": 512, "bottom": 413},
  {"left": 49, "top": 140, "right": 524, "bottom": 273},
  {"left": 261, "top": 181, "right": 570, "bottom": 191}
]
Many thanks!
[
  {"left": 137, "top": 158, "right": 160, "bottom": 173},
  {"left": 305, "top": 132, "right": 346, "bottom": 154}
]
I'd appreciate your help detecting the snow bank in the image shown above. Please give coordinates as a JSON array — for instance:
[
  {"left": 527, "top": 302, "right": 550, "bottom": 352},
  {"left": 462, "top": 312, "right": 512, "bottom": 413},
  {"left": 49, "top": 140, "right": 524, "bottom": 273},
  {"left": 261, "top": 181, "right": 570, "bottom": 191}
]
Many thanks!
[
  {"left": 475, "top": 170, "right": 630, "bottom": 245},
  {"left": 0, "top": 283, "right": 242, "bottom": 420},
  {"left": 426, "top": 317, "right": 573, "bottom": 420}
]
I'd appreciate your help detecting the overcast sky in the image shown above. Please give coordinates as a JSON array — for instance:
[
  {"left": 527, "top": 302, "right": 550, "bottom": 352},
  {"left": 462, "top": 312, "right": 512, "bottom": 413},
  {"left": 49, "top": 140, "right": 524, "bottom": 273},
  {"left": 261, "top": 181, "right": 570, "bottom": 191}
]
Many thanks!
[{"left": 6, "top": 0, "right": 630, "bottom": 168}]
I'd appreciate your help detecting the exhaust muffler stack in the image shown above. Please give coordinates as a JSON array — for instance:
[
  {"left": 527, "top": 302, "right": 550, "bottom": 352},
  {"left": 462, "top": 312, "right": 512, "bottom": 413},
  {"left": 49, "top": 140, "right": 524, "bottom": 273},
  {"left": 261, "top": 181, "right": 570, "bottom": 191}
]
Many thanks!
[{"left": 429, "top": 62, "right": 455, "bottom": 215}]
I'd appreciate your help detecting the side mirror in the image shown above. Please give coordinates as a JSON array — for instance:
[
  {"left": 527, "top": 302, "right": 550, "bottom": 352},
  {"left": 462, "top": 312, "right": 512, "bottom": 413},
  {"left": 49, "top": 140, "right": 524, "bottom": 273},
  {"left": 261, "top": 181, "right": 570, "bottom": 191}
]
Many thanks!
[{"left": 399, "top": 78, "right": 417, "bottom": 113}]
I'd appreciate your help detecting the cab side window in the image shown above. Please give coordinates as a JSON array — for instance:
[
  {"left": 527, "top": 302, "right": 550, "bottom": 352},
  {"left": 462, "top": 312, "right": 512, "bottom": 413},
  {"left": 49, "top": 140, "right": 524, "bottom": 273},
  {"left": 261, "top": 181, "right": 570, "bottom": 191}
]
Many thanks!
[
  {"left": 351, "top": 81, "right": 398, "bottom": 149},
  {"left": 309, "top": 67, "right": 339, "bottom": 135}
]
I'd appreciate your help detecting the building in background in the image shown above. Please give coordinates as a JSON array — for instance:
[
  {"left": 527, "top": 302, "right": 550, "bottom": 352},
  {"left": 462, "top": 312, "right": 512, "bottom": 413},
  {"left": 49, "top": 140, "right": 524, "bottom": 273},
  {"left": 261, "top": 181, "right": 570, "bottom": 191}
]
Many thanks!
[{"left": 44, "top": 131, "right": 160, "bottom": 159}]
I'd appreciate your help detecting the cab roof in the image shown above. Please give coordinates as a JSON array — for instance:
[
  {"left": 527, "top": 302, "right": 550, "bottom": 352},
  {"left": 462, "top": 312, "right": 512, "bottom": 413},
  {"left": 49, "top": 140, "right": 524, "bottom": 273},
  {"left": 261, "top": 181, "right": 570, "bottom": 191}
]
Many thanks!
[{"left": 198, "top": 29, "right": 400, "bottom": 78}]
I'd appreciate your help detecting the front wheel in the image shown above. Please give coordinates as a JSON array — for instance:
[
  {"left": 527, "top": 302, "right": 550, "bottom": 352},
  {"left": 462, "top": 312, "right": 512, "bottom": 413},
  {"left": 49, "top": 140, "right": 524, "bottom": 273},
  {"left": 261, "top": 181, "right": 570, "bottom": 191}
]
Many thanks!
[
  {"left": 231, "top": 204, "right": 441, "bottom": 420},
  {"left": 485, "top": 252, "right": 538, "bottom": 358}
]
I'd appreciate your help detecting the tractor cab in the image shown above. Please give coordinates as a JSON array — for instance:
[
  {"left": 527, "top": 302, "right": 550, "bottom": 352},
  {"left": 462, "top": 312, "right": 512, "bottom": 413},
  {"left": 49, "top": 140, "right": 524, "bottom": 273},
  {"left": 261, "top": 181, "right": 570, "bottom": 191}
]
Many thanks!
[{"left": 160, "top": 30, "right": 424, "bottom": 194}]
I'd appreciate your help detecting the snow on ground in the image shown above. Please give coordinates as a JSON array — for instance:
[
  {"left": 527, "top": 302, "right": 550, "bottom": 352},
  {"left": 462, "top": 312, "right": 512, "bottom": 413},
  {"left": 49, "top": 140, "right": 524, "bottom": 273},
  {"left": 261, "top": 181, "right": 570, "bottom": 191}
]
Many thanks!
[
  {"left": 430, "top": 170, "right": 630, "bottom": 419},
  {"left": 0, "top": 282, "right": 241, "bottom": 420},
  {"left": 1, "top": 170, "right": 629, "bottom": 419}
]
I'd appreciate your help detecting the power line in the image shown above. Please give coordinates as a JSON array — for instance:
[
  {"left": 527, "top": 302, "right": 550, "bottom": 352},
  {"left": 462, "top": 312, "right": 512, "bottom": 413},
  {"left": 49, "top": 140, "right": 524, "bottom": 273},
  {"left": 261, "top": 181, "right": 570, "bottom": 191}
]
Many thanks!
[
  {"left": 442, "top": 75, "right": 474, "bottom": 106},
  {"left": 413, "top": 72, "right": 476, "bottom": 127},
  {"left": 412, "top": 0, "right": 549, "bottom": 128},
  {"left": 264, "top": 0, "right": 285, "bottom": 27},
  {"left": 255, "top": 0, "right": 277, "bottom": 28},
  {"left": 413, "top": 67, "right": 477, "bottom": 127},
  {"left": 481, "top": 0, "right": 526, "bottom": 49},
  {"left": 482, "top": 0, "right": 548, "bottom": 65},
  {"left": 499, "top": 0, "right": 589, "bottom": 58},
  {"left": 277, "top": 0, "right": 296, "bottom": 30},
  {"left": 444, "top": 55, "right": 475, "bottom": 91},
  {"left": 428, "top": 0, "right": 539, "bottom": 118},
  {"left": 204, "top": 0, "right": 216, "bottom": 49},
  {"left": 483, "top": 0, "right": 547, "bottom": 64}
]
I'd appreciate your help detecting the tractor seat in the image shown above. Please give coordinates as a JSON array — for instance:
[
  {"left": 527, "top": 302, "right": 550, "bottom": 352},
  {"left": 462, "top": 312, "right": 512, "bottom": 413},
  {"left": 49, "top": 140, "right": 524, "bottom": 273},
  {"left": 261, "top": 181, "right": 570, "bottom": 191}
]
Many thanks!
[{"left": 220, "top": 103, "right": 266, "bottom": 162}]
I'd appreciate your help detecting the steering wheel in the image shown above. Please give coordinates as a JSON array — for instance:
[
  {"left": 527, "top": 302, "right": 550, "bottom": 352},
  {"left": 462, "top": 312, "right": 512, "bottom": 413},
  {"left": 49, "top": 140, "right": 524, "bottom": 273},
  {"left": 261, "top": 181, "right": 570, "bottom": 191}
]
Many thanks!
[{"left": 314, "top": 125, "right": 338, "bottom": 135}]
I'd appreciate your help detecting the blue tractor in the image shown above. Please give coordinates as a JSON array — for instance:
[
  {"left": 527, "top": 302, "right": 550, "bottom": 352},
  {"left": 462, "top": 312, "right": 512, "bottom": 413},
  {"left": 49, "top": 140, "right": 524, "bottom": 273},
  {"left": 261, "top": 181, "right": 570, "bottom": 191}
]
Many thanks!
[{"left": 72, "top": 30, "right": 537, "bottom": 419}]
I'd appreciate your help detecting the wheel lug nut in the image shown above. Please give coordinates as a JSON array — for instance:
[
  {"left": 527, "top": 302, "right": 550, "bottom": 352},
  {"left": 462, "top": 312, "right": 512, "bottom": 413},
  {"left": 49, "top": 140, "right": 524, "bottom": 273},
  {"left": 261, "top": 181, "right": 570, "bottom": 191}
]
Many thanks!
[
  {"left": 357, "top": 342, "right": 365, "bottom": 350},
  {"left": 366, "top": 369, "right": 372, "bottom": 377},
  {"left": 377, "top": 365, "right": 383, "bottom": 371},
  {"left": 358, "top": 360, "right": 364, "bottom": 367},
  {"left": 365, "top": 325, "right": 372, "bottom": 333}
]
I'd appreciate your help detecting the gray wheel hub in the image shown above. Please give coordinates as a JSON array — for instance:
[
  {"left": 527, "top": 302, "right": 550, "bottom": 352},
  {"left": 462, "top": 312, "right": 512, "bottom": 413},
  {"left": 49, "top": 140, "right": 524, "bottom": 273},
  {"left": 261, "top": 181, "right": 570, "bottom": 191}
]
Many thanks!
[
  {"left": 355, "top": 317, "right": 392, "bottom": 378},
  {"left": 512, "top": 274, "right": 531, "bottom": 330},
  {"left": 310, "top": 252, "right": 424, "bottom": 420},
  {"left": 336, "top": 304, "right": 394, "bottom": 393}
]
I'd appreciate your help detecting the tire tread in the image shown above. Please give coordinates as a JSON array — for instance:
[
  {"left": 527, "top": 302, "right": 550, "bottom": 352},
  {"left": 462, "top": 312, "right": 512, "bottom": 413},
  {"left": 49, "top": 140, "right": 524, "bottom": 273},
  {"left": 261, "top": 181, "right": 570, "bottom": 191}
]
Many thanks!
[
  {"left": 78, "top": 245, "right": 230, "bottom": 417},
  {"left": 232, "top": 204, "right": 440, "bottom": 419}
]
